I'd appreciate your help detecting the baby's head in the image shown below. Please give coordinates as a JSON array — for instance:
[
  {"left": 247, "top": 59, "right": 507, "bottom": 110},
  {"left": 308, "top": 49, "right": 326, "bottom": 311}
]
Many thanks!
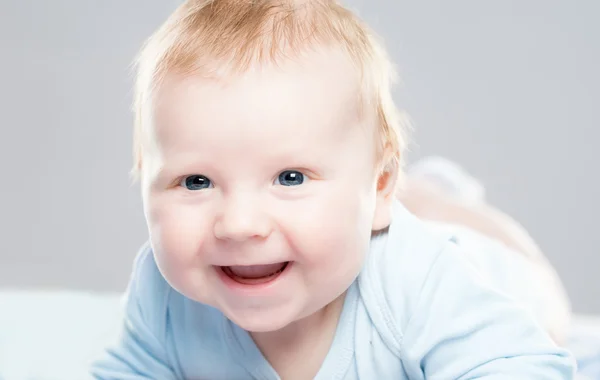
[{"left": 132, "top": 0, "right": 408, "bottom": 332}]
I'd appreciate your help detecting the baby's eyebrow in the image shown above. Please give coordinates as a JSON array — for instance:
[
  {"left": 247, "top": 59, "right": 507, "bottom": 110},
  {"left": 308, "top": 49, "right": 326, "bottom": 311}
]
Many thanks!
[
  {"left": 152, "top": 162, "right": 191, "bottom": 185},
  {"left": 149, "top": 167, "right": 173, "bottom": 188}
]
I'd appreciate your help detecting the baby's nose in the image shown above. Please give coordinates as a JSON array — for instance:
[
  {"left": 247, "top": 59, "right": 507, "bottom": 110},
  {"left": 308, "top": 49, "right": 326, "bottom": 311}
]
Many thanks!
[{"left": 213, "top": 195, "right": 272, "bottom": 242}]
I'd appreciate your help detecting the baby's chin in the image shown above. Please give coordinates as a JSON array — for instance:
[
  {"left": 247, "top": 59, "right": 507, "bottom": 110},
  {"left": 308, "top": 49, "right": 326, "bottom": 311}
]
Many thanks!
[
  {"left": 220, "top": 301, "right": 306, "bottom": 333},
  {"left": 233, "top": 314, "right": 293, "bottom": 333}
]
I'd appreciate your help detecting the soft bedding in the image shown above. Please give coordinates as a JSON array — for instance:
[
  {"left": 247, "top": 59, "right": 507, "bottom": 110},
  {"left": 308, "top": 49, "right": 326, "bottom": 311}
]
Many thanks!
[{"left": 0, "top": 290, "right": 599, "bottom": 379}]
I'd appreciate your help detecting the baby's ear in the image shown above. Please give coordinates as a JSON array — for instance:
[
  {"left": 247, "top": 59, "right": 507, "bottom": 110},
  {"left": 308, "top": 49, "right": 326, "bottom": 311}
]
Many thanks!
[{"left": 372, "top": 157, "right": 399, "bottom": 231}]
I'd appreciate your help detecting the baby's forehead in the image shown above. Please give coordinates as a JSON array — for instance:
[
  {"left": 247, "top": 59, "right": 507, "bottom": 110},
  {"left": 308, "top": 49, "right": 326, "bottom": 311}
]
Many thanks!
[
  {"left": 145, "top": 57, "right": 377, "bottom": 168},
  {"left": 152, "top": 47, "right": 367, "bottom": 131}
]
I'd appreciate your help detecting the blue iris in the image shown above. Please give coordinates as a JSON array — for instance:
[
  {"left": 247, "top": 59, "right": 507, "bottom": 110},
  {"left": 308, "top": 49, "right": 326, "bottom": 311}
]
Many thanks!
[
  {"left": 277, "top": 171, "right": 304, "bottom": 186},
  {"left": 183, "top": 175, "right": 212, "bottom": 190}
]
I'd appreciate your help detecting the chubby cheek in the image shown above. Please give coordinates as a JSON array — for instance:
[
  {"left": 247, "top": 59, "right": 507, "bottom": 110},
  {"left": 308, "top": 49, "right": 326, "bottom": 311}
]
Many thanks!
[
  {"left": 145, "top": 195, "right": 214, "bottom": 296},
  {"left": 282, "top": 187, "right": 375, "bottom": 282}
]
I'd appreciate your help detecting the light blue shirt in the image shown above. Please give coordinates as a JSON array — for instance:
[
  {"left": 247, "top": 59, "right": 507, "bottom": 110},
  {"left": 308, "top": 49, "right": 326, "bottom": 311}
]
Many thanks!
[{"left": 91, "top": 201, "right": 576, "bottom": 379}]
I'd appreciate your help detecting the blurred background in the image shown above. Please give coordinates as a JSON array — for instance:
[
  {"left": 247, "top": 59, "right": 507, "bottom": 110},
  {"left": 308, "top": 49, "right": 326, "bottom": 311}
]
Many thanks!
[{"left": 0, "top": 0, "right": 598, "bottom": 314}]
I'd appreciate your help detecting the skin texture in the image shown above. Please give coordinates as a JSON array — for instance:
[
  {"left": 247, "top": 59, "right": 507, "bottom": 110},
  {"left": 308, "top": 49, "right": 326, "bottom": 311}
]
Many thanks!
[{"left": 140, "top": 47, "right": 398, "bottom": 379}]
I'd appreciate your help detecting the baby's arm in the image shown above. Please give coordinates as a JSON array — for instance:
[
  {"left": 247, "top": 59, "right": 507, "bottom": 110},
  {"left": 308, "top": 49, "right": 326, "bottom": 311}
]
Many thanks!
[
  {"left": 400, "top": 242, "right": 576, "bottom": 379},
  {"left": 89, "top": 243, "right": 179, "bottom": 379}
]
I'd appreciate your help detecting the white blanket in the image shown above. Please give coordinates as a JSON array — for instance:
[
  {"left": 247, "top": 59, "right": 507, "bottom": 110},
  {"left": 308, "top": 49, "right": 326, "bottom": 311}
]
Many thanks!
[
  {"left": 0, "top": 290, "right": 123, "bottom": 380},
  {"left": 0, "top": 290, "right": 599, "bottom": 380}
]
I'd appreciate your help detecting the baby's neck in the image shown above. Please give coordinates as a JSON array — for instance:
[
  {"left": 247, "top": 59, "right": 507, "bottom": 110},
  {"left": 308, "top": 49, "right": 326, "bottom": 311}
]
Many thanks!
[{"left": 250, "top": 292, "right": 347, "bottom": 380}]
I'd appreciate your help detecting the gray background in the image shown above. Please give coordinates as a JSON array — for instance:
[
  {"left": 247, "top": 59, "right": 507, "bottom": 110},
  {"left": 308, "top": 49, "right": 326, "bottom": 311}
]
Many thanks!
[{"left": 0, "top": 1, "right": 598, "bottom": 313}]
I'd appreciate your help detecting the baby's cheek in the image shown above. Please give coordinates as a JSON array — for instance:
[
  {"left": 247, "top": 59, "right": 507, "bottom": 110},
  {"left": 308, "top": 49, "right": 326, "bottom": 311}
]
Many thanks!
[
  {"left": 151, "top": 213, "right": 212, "bottom": 300},
  {"left": 292, "top": 196, "right": 368, "bottom": 266},
  {"left": 150, "top": 203, "right": 212, "bottom": 269}
]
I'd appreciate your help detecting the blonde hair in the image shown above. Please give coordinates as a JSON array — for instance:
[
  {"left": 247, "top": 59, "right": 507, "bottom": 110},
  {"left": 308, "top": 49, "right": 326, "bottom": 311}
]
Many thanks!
[{"left": 131, "top": 0, "right": 410, "bottom": 181}]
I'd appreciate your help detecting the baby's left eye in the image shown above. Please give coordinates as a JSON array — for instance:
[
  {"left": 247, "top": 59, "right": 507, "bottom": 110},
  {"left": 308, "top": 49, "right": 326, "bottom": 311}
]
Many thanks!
[
  {"left": 275, "top": 170, "right": 305, "bottom": 186},
  {"left": 180, "top": 175, "right": 213, "bottom": 191}
]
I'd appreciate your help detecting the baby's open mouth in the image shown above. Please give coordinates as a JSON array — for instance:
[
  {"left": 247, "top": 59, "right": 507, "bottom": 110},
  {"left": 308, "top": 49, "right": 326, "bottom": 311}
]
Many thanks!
[{"left": 220, "top": 262, "right": 289, "bottom": 285}]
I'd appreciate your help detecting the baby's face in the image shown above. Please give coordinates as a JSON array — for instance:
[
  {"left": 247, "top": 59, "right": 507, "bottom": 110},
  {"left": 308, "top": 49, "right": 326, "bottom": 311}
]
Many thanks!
[{"left": 143, "top": 48, "right": 392, "bottom": 332}]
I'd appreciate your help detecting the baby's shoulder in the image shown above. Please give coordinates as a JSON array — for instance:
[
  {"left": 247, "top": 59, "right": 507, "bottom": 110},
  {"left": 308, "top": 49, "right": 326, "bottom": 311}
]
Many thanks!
[
  {"left": 364, "top": 202, "right": 455, "bottom": 286},
  {"left": 359, "top": 202, "right": 461, "bottom": 341},
  {"left": 123, "top": 241, "right": 174, "bottom": 330}
]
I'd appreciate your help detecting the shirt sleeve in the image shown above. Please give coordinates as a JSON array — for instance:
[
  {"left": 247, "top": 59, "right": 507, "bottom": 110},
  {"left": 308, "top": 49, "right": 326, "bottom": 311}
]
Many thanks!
[
  {"left": 89, "top": 243, "right": 179, "bottom": 379},
  {"left": 400, "top": 242, "right": 577, "bottom": 379}
]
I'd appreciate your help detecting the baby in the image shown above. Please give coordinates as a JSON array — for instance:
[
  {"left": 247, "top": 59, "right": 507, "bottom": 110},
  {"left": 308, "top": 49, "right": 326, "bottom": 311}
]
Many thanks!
[{"left": 91, "top": 0, "right": 576, "bottom": 378}]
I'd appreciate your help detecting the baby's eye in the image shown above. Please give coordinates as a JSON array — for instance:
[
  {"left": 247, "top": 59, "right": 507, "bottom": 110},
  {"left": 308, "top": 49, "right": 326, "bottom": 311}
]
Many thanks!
[
  {"left": 180, "top": 175, "right": 213, "bottom": 190},
  {"left": 275, "top": 170, "right": 305, "bottom": 186}
]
